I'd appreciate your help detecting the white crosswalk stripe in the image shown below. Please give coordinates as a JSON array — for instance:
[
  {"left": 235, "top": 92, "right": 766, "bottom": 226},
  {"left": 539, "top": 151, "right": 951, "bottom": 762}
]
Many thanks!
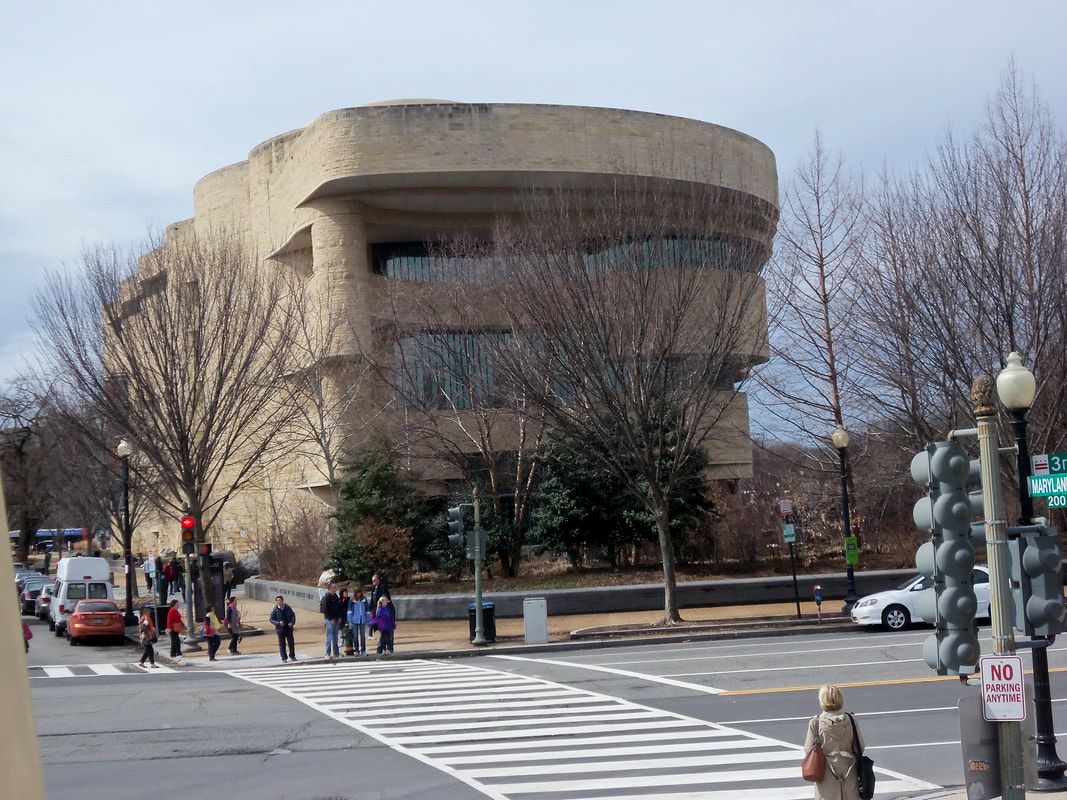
[
  {"left": 29, "top": 662, "right": 175, "bottom": 678},
  {"left": 231, "top": 659, "right": 940, "bottom": 799}
]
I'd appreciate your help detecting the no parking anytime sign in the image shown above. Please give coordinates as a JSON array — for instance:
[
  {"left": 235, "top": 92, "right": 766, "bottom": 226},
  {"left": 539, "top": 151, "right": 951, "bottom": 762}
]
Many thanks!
[{"left": 979, "top": 655, "right": 1026, "bottom": 722}]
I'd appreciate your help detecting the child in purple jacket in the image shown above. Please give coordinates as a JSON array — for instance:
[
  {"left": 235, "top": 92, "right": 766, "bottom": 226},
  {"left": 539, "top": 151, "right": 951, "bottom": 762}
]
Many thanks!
[{"left": 371, "top": 597, "right": 395, "bottom": 655}]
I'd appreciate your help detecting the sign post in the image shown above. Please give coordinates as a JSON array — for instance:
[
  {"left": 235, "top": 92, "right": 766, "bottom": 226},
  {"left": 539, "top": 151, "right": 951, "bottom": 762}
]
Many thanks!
[{"left": 782, "top": 523, "right": 800, "bottom": 619}]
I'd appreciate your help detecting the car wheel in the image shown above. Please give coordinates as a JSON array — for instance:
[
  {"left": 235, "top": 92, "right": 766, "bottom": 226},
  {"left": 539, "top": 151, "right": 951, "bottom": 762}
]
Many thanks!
[
  {"left": 54, "top": 624, "right": 63, "bottom": 637},
  {"left": 47, "top": 618, "right": 55, "bottom": 632},
  {"left": 882, "top": 605, "right": 911, "bottom": 631}
]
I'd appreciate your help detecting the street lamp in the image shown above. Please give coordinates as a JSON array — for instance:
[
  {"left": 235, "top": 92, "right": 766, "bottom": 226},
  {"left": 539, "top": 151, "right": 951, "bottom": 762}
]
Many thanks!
[
  {"left": 997, "top": 351, "right": 1067, "bottom": 790},
  {"left": 115, "top": 439, "right": 136, "bottom": 625},
  {"left": 831, "top": 425, "right": 859, "bottom": 612}
]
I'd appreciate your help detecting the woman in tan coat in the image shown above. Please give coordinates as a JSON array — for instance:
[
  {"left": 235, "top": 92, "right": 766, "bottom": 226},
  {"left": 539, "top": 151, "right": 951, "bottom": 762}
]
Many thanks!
[{"left": 803, "top": 684, "right": 865, "bottom": 800}]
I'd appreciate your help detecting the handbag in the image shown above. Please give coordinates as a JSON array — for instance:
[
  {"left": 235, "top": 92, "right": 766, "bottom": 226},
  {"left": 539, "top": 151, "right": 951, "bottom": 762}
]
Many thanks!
[
  {"left": 171, "top": 621, "right": 186, "bottom": 634},
  {"left": 802, "top": 716, "right": 826, "bottom": 781},
  {"left": 848, "top": 713, "right": 876, "bottom": 800}
]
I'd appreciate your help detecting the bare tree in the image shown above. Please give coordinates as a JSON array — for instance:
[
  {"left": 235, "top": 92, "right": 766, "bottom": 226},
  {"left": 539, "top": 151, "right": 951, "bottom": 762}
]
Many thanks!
[
  {"left": 493, "top": 179, "right": 775, "bottom": 622},
  {"left": 0, "top": 382, "right": 48, "bottom": 562},
  {"left": 32, "top": 230, "right": 298, "bottom": 605},
  {"left": 856, "top": 63, "right": 1067, "bottom": 467},
  {"left": 375, "top": 240, "right": 545, "bottom": 576}
]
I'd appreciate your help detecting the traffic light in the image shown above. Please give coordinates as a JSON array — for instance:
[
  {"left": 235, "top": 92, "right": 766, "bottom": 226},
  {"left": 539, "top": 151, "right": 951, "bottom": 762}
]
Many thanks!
[
  {"left": 180, "top": 514, "right": 197, "bottom": 555},
  {"left": 912, "top": 440, "right": 983, "bottom": 675},
  {"left": 447, "top": 506, "right": 464, "bottom": 548},
  {"left": 1008, "top": 526, "right": 1065, "bottom": 636},
  {"left": 199, "top": 542, "right": 212, "bottom": 556}
]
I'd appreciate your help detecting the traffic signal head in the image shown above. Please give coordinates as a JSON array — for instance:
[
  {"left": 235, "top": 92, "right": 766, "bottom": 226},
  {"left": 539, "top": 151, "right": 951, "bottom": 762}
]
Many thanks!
[
  {"left": 913, "top": 440, "right": 983, "bottom": 675},
  {"left": 1008, "top": 527, "right": 1065, "bottom": 636},
  {"left": 447, "top": 505, "right": 464, "bottom": 548},
  {"left": 180, "top": 515, "right": 197, "bottom": 555}
]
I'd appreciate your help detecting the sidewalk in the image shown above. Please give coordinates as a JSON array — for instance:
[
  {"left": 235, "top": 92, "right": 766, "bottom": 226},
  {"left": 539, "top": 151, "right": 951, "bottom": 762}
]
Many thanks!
[{"left": 165, "top": 592, "right": 849, "bottom": 670}]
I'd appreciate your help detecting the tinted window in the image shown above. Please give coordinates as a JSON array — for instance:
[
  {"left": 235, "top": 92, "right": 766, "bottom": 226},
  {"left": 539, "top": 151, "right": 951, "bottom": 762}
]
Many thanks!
[
  {"left": 88, "top": 583, "right": 109, "bottom": 599},
  {"left": 972, "top": 569, "right": 989, "bottom": 585},
  {"left": 66, "top": 583, "right": 87, "bottom": 600},
  {"left": 79, "top": 601, "right": 118, "bottom": 613}
]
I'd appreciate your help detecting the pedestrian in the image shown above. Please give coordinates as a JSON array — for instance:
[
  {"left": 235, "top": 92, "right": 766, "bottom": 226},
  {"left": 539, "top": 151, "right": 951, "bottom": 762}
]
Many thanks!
[
  {"left": 224, "top": 596, "right": 242, "bottom": 655},
  {"left": 22, "top": 621, "right": 32, "bottom": 653},
  {"left": 371, "top": 596, "right": 396, "bottom": 655},
  {"left": 137, "top": 607, "right": 158, "bottom": 668},
  {"left": 320, "top": 582, "right": 342, "bottom": 659},
  {"left": 337, "top": 588, "right": 352, "bottom": 654},
  {"left": 269, "top": 595, "right": 297, "bottom": 662},
  {"left": 368, "top": 574, "right": 390, "bottom": 639},
  {"left": 203, "top": 604, "right": 222, "bottom": 662},
  {"left": 347, "top": 588, "right": 369, "bottom": 656},
  {"left": 165, "top": 599, "right": 185, "bottom": 658},
  {"left": 155, "top": 555, "right": 166, "bottom": 603},
  {"left": 142, "top": 556, "right": 154, "bottom": 594},
  {"left": 804, "top": 684, "right": 865, "bottom": 800},
  {"left": 223, "top": 562, "right": 235, "bottom": 601}
]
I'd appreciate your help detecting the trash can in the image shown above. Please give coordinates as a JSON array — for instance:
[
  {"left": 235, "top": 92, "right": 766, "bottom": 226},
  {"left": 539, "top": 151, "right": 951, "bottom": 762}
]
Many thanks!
[
  {"left": 147, "top": 603, "right": 169, "bottom": 632},
  {"left": 468, "top": 601, "right": 496, "bottom": 643}
]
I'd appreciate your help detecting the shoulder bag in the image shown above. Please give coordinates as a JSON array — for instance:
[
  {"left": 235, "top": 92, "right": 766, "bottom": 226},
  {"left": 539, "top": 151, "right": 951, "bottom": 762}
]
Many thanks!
[
  {"left": 802, "top": 716, "right": 826, "bottom": 782},
  {"left": 848, "top": 713, "right": 876, "bottom": 800}
]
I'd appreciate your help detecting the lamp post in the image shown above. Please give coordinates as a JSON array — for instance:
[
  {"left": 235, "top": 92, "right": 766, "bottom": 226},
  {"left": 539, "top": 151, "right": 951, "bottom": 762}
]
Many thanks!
[
  {"left": 115, "top": 439, "right": 136, "bottom": 625},
  {"left": 832, "top": 425, "right": 859, "bottom": 612},
  {"left": 997, "top": 351, "right": 1067, "bottom": 790}
]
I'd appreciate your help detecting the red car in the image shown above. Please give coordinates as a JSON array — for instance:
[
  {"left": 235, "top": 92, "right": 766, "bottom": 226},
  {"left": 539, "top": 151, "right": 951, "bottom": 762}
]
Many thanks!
[{"left": 67, "top": 600, "right": 125, "bottom": 645}]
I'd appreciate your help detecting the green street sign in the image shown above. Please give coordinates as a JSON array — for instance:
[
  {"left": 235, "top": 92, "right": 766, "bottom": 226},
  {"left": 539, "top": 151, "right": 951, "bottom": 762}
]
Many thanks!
[
  {"left": 1028, "top": 473, "right": 1067, "bottom": 498},
  {"left": 782, "top": 523, "right": 796, "bottom": 544},
  {"left": 1047, "top": 452, "right": 1067, "bottom": 475},
  {"left": 844, "top": 536, "right": 859, "bottom": 566}
]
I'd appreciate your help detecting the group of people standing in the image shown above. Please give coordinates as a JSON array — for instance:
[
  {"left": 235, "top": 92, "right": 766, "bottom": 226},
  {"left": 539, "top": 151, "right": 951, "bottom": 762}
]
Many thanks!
[
  {"left": 137, "top": 596, "right": 243, "bottom": 665},
  {"left": 319, "top": 574, "right": 395, "bottom": 658}
]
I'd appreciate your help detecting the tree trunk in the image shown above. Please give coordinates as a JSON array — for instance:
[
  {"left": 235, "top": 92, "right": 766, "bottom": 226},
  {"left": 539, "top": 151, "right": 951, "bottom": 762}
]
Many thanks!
[{"left": 654, "top": 504, "right": 681, "bottom": 624}]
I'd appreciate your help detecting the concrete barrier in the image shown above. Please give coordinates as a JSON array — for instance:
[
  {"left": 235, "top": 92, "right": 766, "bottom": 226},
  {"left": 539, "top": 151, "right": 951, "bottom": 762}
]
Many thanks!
[{"left": 245, "top": 568, "right": 915, "bottom": 620}]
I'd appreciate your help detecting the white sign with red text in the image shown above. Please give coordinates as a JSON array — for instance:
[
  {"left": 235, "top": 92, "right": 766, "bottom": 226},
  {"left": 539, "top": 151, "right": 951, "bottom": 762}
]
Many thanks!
[{"left": 979, "top": 655, "right": 1026, "bottom": 721}]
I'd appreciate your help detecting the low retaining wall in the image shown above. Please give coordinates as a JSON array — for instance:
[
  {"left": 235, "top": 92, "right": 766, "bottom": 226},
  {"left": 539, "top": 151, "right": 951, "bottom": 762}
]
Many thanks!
[{"left": 245, "top": 568, "right": 914, "bottom": 620}]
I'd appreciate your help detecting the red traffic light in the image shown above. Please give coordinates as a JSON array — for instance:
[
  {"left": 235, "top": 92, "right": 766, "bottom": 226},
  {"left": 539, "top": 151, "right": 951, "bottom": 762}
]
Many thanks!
[{"left": 180, "top": 515, "right": 196, "bottom": 530}]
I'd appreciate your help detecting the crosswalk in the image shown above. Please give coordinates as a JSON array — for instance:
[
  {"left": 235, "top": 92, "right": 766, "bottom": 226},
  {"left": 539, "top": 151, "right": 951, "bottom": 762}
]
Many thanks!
[
  {"left": 231, "top": 658, "right": 939, "bottom": 799},
  {"left": 28, "top": 662, "right": 175, "bottom": 679}
]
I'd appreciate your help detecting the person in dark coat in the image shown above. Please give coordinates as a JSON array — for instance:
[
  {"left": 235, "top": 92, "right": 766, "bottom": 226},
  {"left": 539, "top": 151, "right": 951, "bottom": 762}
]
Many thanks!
[
  {"left": 321, "top": 583, "right": 342, "bottom": 658},
  {"left": 224, "top": 596, "right": 242, "bottom": 655},
  {"left": 269, "top": 595, "right": 297, "bottom": 662}
]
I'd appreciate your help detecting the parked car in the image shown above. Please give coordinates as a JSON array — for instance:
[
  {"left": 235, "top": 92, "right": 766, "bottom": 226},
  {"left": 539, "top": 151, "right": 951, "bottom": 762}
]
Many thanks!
[
  {"left": 20, "top": 576, "right": 50, "bottom": 615},
  {"left": 14, "top": 568, "right": 40, "bottom": 593},
  {"left": 850, "top": 566, "right": 991, "bottom": 630},
  {"left": 35, "top": 584, "right": 55, "bottom": 620},
  {"left": 49, "top": 557, "right": 113, "bottom": 636},
  {"left": 66, "top": 599, "right": 125, "bottom": 645}
]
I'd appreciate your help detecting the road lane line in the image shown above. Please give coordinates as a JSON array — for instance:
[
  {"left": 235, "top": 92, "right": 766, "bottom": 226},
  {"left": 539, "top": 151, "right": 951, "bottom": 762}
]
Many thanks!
[
  {"left": 42, "top": 667, "right": 74, "bottom": 678},
  {"left": 440, "top": 738, "right": 775, "bottom": 764},
  {"left": 490, "top": 653, "right": 724, "bottom": 694},
  {"left": 88, "top": 664, "right": 123, "bottom": 675},
  {"left": 417, "top": 729, "right": 739, "bottom": 754},
  {"left": 717, "top": 667, "right": 1067, "bottom": 695},
  {"left": 721, "top": 705, "right": 958, "bottom": 724},
  {"left": 665, "top": 657, "right": 925, "bottom": 678},
  {"left": 466, "top": 748, "right": 799, "bottom": 778}
]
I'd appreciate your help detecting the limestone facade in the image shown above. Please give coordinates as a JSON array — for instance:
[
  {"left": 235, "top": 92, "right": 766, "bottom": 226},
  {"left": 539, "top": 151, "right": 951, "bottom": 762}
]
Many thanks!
[{"left": 134, "top": 101, "right": 778, "bottom": 555}]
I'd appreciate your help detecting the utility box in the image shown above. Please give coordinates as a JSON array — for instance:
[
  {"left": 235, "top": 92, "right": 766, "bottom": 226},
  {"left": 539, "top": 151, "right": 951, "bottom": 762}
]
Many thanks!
[{"left": 523, "top": 596, "right": 548, "bottom": 644}]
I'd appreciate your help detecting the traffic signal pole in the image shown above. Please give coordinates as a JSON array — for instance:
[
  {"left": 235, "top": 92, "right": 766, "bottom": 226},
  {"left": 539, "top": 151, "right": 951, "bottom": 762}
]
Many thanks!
[
  {"left": 472, "top": 486, "right": 486, "bottom": 646},
  {"left": 973, "top": 374, "right": 1025, "bottom": 799}
]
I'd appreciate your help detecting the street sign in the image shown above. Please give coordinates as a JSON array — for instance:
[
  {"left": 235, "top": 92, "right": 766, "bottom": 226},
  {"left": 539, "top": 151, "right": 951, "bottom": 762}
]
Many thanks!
[
  {"left": 778, "top": 498, "right": 793, "bottom": 517},
  {"left": 979, "top": 655, "right": 1026, "bottom": 722},
  {"left": 782, "top": 523, "right": 796, "bottom": 544},
  {"left": 844, "top": 535, "right": 859, "bottom": 566},
  {"left": 1032, "top": 453, "right": 1050, "bottom": 476},
  {"left": 1028, "top": 473, "right": 1067, "bottom": 498}
]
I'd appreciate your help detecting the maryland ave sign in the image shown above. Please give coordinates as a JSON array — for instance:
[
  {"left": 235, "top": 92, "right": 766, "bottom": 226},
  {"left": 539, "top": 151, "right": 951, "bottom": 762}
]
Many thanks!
[{"left": 1028, "top": 473, "right": 1067, "bottom": 498}]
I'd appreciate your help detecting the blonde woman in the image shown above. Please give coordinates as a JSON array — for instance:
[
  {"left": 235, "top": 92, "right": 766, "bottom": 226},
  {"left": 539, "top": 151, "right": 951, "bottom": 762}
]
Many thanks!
[{"left": 804, "top": 684, "right": 865, "bottom": 800}]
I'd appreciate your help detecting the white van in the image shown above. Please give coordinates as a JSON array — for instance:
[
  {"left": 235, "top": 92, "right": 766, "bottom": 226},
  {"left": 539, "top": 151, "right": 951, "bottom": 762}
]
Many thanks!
[{"left": 49, "top": 557, "right": 114, "bottom": 636}]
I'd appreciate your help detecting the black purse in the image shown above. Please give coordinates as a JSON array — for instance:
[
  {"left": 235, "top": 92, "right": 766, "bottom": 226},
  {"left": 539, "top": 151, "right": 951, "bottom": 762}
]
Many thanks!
[{"left": 848, "top": 713, "right": 875, "bottom": 800}]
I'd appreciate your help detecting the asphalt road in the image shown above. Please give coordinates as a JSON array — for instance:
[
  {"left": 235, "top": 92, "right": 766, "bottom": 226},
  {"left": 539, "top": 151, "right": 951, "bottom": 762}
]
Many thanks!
[{"left": 26, "top": 613, "right": 1067, "bottom": 799}]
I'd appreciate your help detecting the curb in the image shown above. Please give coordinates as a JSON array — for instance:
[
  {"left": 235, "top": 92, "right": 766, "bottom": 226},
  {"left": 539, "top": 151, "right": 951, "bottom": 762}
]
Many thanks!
[{"left": 569, "top": 614, "right": 851, "bottom": 639}]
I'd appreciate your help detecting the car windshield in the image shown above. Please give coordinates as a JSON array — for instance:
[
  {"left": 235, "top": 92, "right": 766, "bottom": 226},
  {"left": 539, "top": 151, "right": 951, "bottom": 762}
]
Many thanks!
[
  {"left": 78, "top": 601, "right": 119, "bottom": 613},
  {"left": 897, "top": 575, "right": 921, "bottom": 590}
]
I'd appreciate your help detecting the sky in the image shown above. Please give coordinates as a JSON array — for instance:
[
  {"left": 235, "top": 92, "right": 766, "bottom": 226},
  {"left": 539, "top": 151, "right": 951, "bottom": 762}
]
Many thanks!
[{"left": 2, "top": 1, "right": 1065, "bottom": 382}]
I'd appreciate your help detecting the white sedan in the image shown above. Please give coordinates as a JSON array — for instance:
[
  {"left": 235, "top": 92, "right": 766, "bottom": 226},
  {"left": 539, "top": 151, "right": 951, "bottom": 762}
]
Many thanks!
[{"left": 850, "top": 566, "right": 991, "bottom": 631}]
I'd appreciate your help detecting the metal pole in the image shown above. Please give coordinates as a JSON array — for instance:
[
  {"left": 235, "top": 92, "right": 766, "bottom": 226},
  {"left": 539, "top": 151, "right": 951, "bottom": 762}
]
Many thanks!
[
  {"left": 789, "top": 543, "right": 801, "bottom": 619},
  {"left": 974, "top": 375, "right": 1025, "bottom": 799},
  {"left": 472, "top": 488, "right": 486, "bottom": 646},
  {"left": 1010, "top": 408, "right": 1067, "bottom": 790},
  {"left": 121, "top": 455, "right": 135, "bottom": 625},
  {"left": 839, "top": 446, "right": 858, "bottom": 612},
  {"left": 181, "top": 553, "right": 200, "bottom": 651}
]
